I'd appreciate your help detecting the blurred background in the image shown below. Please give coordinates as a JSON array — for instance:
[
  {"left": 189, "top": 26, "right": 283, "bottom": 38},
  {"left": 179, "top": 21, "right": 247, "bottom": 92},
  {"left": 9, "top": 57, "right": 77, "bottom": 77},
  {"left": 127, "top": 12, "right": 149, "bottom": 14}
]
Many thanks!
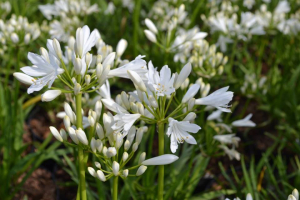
[{"left": 0, "top": 0, "right": 300, "bottom": 199}]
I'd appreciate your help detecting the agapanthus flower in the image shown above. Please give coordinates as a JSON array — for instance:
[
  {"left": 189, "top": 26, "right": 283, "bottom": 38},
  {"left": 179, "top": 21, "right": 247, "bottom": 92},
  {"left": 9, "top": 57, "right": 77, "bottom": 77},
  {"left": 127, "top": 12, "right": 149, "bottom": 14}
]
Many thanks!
[
  {"left": 195, "top": 86, "right": 233, "bottom": 112},
  {"left": 112, "top": 108, "right": 141, "bottom": 136},
  {"left": 167, "top": 117, "right": 201, "bottom": 153},
  {"left": 232, "top": 114, "right": 256, "bottom": 127},
  {"left": 145, "top": 61, "right": 175, "bottom": 97},
  {"left": 20, "top": 52, "right": 64, "bottom": 94}
]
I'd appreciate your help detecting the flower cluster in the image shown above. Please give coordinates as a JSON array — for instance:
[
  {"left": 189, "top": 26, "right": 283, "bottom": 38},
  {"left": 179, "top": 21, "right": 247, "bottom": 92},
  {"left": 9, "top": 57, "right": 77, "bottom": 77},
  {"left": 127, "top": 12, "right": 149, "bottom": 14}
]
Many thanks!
[
  {"left": 0, "top": 15, "right": 40, "bottom": 53},
  {"left": 39, "top": 0, "right": 99, "bottom": 42},
  {"left": 202, "top": 0, "right": 300, "bottom": 52}
]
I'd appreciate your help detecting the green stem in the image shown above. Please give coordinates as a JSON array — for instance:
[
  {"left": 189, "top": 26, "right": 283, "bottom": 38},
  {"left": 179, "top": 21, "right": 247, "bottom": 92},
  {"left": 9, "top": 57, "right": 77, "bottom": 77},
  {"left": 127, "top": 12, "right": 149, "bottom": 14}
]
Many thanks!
[
  {"left": 157, "top": 122, "right": 165, "bottom": 200},
  {"left": 75, "top": 93, "right": 87, "bottom": 200},
  {"left": 113, "top": 176, "right": 118, "bottom": 200}
]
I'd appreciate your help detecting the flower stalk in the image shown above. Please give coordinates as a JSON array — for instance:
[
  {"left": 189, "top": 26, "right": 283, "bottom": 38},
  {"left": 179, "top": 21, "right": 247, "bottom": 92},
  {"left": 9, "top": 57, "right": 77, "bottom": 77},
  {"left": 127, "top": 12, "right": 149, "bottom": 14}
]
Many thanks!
[
  {"left": 158, "top": 122, "right": 165, "bottom": 200},
  {"left": 113, "top": 176, "right": 118, "bottom": 200},
  {"left": 75, "top": 93, "right": 87, "bottom": 200}
]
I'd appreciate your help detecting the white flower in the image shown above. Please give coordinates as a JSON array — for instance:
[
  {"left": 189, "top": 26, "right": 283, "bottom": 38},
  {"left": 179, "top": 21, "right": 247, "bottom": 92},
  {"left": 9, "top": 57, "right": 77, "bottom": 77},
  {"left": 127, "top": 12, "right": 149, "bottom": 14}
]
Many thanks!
[
  {"left": 112, "top": 108, "right": 141, "bottom": 136},
  {"left": 20, "top": 52, "right": 64, "bottom": 94},
  {"left": 232, "top": 114, "right": 256, "bottom": 127},
  {"left": 101, "top": 98, "right": 128, "bottom": 113},
  {"left": 142, "top": 154, "right": 179, "bottom": 165},
  {"left": 146, "top": 61, "right": 175, "bottom": 97},
  {"left": 214, "top": 134, "right": 241, "bottom": 147},
  {"left": 195, "top": 86, "right": 233, "bottom": 112},
  {"left": 74, "top": 25, "right": 100, "bottom": 58},
  {"left": 275, "top": 1, "right": 290, "bottom": 14},
  {"left": 108, "top": 55, "right": 147, "bottom": 79},
  {"left": 41, "top": 90, "right": 61, "bottom": 102},
  {"left": 219, "top": 145, "right": 240, "bottom": 160},
  {"left": 167, "top": 118, "right": 201, "bottom": 153}
]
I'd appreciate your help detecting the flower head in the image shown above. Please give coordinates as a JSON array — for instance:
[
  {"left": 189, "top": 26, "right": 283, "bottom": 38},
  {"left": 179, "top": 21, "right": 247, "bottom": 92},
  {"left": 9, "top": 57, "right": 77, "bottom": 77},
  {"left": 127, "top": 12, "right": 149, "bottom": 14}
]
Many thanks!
[{"left": 167, "top": 118, "right": 201, "bottom": 153}]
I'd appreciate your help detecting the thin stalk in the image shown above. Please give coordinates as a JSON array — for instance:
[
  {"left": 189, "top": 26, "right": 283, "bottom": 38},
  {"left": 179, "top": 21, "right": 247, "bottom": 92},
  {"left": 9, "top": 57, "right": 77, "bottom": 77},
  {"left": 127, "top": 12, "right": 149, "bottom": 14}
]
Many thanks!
[
  {"left": 75, "top": 93, "right": 87, "bottom": 200},
  {"left": 157, "top": 122, "right": 165, "bottom": 200},
  {"left": 113, "top": 176, "right": 118, "bottom": 200}
]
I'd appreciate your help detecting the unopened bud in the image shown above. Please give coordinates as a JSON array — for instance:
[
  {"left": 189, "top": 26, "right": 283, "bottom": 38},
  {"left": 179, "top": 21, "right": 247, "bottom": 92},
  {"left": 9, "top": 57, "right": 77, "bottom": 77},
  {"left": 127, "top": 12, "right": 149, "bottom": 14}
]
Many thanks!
[{"left": 136, "top": 165, "right": 147, "bottom": 176}]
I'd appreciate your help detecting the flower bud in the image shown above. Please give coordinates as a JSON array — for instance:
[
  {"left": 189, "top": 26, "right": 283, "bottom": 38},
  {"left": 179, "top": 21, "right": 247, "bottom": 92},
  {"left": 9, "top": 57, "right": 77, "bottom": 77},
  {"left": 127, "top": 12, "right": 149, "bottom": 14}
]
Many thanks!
[
  {"left": 41, "top": 90, "right": 61, "bottom": 102},
  {"left": 85, "top": 52, "right": 92, "bottom": 65},
  {"left": 64, "top": 102, "right": 75, "bottom": 124},
  {"left": 288, "top": 195, "right": 296, "bottom": 200},
  {"left": 68, "top": 36, "right": 75, "bottom": 50},
  {"left": 144, "top": 30, "right": 157, "bottom": 43},
  {"left": 145, "top": 18, "right": 158, "bottom": 34},
  {"left": 88, "top": 167, "right": 96, "bottom": 177},
  {"left": 68, "top": 127, "right": 79, "bottom": 144},
  {"left": 142, "top": 154, "right": 179, "bottom": 165},
  {"left": 122, "top": 152, "right": 129, "bottom": 162},
  {"left": 64, "top": 116, "right": 71, "bottom": 129},
  {"left": 24, "top": 33, "right": 31, "bottom": 44},
  {"left": 74, "top": 58, "right": 82, "bottom": 75},
  {"left": 132, "top": 142, "right": 138, "bottom": 152},
  {"left": 60, "top": 129, "right": 68, "bottom": 141},
  {"left": 180, "top": 78, "right": 190, "bottom": 90},
  {"left": 95, "top": 162, "right": 101, "bottom": 169},
  {"left": 13, "top": 73, "right": 35, "bottom": 85},
  {"left": 53, "top": 38, "right": 62, "bottom": 59},
  {"left": 91, "top": 138, "right": 97, "bottom": 152},
  {"left": 76, "top": 128, "right": 88, "bottom": 145},
  {"left": 11, "top": 33, "right": 19, "bottom": 43},
  {"left": 96, "top": 139, "right": 103, "bottom": 152},
  {"left": 96, "top": 63, "right": 103, "bottom": 78},
  {"left": 96, "top": 170, "right": 106, "bottom": 181},
  {"left": 96, "top": 54, "right": 102, "bottom": 64},
  {"left": 121, "top": 91, "right": 130, "bottom": 110},
  {"left": 136, "top": 102, "right": 144, "bottom": 115},
  {"left": 49, "top": 126, "right": 63, "bottom": 142},
  {"left": 174, "top": 63, "right": 191, "bottom": 89},
  {"left": 88, "top": 116, "right": 95, "bottom": 127},
  {"left": 127, "top": 70, "right": 147, "bottom": 92},
  {"left": 116, "top": 39, "right": 128, "bottom": 57},
  {"left": 130, "top": 102, "right": 138, "bottom": 113},
  {"left": 102, "top": 146, "right": 107, "bottom": 156},
  {"left": 139, "top": 152, "right": 146, "bottom": 164},
  {"left": 95, "top": 123, "right": 104, "bottom": 140},
  {"left": 107, "top": 147, "right": 117, "bottom": 158},
  {"left": 116, "top": 133, "right": 123, "bottom": 149},
  {"left": 95, "top": 101, "right": 102, "bottom": 120},
  {"left": 183, "top": 112, "right": 196, "bottom": 122},
  {"left": 74, "top": 83, "right": 81, "bottom": 95},
  {"left": 85, "top": 75, "right": 91, "bottom": 85},
  {"left": 124, "top": 140, "right": 131, "bottom": 151},
  {"left": 112, "top": 161, "right": 120, "bottom": 176},
  {"left": 136, "top": 165, "right": 147, "bottom": 176},
  {"left": 123, "top": 169, "right": 129, "bottom": 178},
  {"left": 102, "top": 52, "right": 115, "bottom": 68},
  {"left": 136, "top": 127, "right": 144, "bottom": 145},
  {"left": 292, "top": 189, "right": 299, "bottom": 200}
]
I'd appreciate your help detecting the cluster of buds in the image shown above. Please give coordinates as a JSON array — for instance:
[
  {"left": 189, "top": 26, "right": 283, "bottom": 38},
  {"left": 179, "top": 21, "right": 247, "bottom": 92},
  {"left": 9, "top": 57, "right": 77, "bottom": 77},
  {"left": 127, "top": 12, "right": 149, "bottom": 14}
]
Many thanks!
[
  {"left": 0, "top": 15, "right": 40, "bottom": 49},
  {"left": 39, "top": 0, "right": 99, "bottom": 41}
]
